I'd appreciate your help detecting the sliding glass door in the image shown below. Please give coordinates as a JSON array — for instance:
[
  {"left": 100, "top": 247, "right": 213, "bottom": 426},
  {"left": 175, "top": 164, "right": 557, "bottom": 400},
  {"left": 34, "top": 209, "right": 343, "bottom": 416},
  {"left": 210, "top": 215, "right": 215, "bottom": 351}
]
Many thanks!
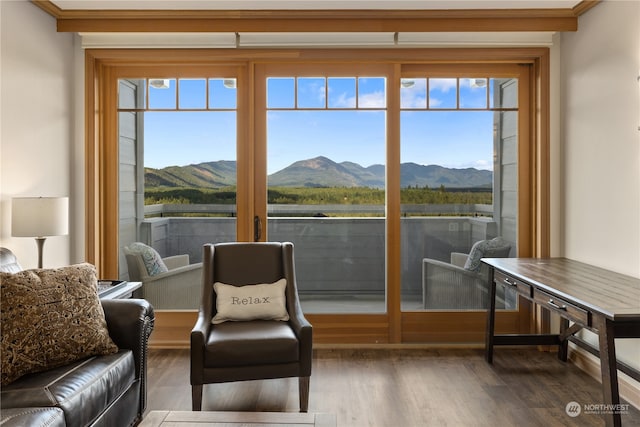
[
  {"left": 93, "top": 49, "right": 545, "bottom": 343},
  {"left": 255, "top": 65, "right": 390, "bottom": 314},
  {"left": 399, "top": 66, "right": 523, "bottom": 314},
  {"left": 116, "top": 67, "right": 243, "bottom": 297}
]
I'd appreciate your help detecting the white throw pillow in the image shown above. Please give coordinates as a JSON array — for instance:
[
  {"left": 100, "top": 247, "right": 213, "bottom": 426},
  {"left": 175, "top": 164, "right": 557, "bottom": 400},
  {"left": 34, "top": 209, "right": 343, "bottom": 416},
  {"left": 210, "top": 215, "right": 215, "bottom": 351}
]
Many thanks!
[
  {"left": 125, "top": 242, "right": 168, "bottom": 276},
  {"left": 212, "top": 279, "right": 289, "bottom": 324}
]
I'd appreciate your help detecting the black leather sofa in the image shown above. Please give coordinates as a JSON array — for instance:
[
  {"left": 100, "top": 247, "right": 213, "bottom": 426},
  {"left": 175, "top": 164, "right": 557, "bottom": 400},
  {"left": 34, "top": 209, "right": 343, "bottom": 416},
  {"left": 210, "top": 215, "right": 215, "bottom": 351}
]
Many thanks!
[{"left": 0, "top": 298, "right": 155, "bottom": 427}]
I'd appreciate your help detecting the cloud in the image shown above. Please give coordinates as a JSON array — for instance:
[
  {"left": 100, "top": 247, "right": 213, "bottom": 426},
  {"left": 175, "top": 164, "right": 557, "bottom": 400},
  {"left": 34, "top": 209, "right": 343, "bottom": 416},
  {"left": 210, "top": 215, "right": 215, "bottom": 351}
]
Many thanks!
[
  {"left": 471, "top": 159, "right": 493, "bottom": 170},
  {"left": 429, "top": 78, "right": 457, "bottom": 93},
  {"left": 298, "top": 78, "right": 326, "bottom": 107},
  {"left": 315, "top": 84, "right": 327, "bottom": 104},
  {"left": 445, "top": 159, "right": 493, "bottom": 171},
  {"left": 327, "top": 91, "right": 386, "bottom": 108},
  {"left": 428, "top": 98, "right": 442, "bottom": 107},
  {"left": 400, "top": 79, "right": 427, "bottom": 108},
  {"left": 329, "top": 91, "right": 356, "bottom": 108},
  {"left": 358, "top": 91, "right": 386, "bottom": 108}
]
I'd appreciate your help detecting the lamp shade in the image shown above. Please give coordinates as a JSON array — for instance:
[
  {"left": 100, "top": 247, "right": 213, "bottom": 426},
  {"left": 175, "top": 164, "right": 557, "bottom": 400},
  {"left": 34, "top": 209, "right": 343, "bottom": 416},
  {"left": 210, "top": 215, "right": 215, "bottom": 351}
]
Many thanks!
[{"left": 11, "top": 197, "right": 69, "bottom": 238}]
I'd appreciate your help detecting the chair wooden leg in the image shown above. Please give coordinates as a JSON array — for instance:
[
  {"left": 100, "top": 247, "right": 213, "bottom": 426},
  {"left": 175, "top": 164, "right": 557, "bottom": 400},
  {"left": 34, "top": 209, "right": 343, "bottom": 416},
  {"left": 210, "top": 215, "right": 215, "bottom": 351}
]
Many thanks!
[
  {"left": 299, "top": 376, "right": 310, "bottom": 413},
  {"left": 192, "top": 385, "right": 203, "bottom": 411}
]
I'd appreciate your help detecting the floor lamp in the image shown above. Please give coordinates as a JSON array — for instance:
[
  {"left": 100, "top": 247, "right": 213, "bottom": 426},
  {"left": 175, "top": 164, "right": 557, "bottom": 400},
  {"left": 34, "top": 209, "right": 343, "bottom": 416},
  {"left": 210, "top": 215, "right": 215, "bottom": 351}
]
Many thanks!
[{"left": 11, "top": 197, "right": 69, "bottom": 269}]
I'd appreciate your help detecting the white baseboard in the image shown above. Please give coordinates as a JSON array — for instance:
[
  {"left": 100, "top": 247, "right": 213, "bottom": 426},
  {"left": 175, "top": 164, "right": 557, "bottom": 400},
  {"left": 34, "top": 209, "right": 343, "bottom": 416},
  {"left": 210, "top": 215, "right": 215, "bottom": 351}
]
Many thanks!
[{"left": 568, "top": 344, "right": 640, "bottom": 410}]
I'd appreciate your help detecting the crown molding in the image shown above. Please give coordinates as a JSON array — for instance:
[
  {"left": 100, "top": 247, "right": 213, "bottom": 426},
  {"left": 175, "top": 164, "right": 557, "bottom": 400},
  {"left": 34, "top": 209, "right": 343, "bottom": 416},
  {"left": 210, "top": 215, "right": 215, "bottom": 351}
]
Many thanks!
[{"left": 572, "top": 0, "right": 601, "bottom": 16}]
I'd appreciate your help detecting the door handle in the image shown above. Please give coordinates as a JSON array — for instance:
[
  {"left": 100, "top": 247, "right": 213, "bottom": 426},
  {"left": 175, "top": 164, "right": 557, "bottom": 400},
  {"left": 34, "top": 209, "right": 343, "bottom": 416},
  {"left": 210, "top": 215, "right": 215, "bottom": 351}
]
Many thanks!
[{"left": 254, "top": 215, "right": 262, "bottom": 241}]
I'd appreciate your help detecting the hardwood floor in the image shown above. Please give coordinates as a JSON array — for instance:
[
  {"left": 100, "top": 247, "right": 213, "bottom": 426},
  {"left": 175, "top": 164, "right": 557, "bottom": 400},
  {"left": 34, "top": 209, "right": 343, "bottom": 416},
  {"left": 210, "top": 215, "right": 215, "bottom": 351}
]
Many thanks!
[{"left": 146, "top": 347, "right": 640, "bottom": 427}]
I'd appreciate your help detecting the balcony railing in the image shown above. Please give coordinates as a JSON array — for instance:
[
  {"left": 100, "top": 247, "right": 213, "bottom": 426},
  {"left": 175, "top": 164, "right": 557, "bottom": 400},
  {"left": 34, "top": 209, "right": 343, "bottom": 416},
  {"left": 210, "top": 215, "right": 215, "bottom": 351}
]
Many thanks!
[
  {"left": 136, "top": 203, "right": 499, "bottom": 299},
  {"left": 144, "top": 203, "right": 494, "bottom": 217}
]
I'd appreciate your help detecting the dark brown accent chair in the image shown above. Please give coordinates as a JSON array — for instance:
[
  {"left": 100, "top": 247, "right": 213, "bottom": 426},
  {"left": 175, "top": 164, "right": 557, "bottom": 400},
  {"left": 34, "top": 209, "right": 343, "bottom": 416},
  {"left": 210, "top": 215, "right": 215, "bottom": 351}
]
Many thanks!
[{"left": 190, "top": 242, "right": 312, "bottom": 412}]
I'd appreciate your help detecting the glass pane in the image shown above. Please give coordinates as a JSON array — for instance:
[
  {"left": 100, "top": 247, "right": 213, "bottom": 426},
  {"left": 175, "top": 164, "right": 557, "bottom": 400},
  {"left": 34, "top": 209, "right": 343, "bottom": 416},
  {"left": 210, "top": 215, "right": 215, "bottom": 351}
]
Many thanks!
[
  {"left": 490, "top": 78, "right": 518, "bottom": 108},
  {"left": 460, "top": 78, "right": 487, "bottom": 109},
  {"left": 118, "top": 77, "right": 238, "bottom": 310},
  {"left": 400, "top": 78, "right": 427, "bottom": 109},
  {"left": 118, "top": 79, "right": 145, "bottom": 109},
  {"left": 267, "top": 107, "right": 387, "bottom": 314},
  {"left": 148, "top": 78, "right": 176, "bottom": 109},
  {"left": 209, "top": 78, "right": 237, "bottom": 109},
  {"left": 328, "top": 77, "right": 356, "bottom": 108},
  {"left": 267, "top": 78, "right": 295, "bottom": 108},
  {"left": 428, "top": 78, "right": 457, "bottom": 109},
  {"left": 142, "top": 110, "right": 238, "bottom": 235},
  {"left": 297, "top": 77, "right": 326, "bottom": 109},
  {"left": 144, "top": 111, "right": 236, "bottom": 172},
  {"left": 400, "top": 107, "right": 517, "bottom": 311},
  {"left": 178, "top": 79, "right": 206, "bottom": 109},
  {"left": 358, "top": 77, "right": 386, "bottom": 108}
]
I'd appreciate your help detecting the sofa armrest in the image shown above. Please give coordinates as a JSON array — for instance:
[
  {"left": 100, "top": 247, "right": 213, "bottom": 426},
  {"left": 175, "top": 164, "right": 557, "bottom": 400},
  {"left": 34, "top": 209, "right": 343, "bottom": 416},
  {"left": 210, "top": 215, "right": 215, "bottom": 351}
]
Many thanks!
[
  {"left": 423, "top": 257, "right": 477, "bottom": 277},
  {"left": 140, "top": 263, "right": 203, "bottom": 309},
  {"left": 450, "top": 252, "right": 469, "bottom": 268},
  {"left": 163, "top": 254, "right": 190, "bottom": 270},
  {"left": 144, "top": 262, "right": 202, "bottom": 282},
  {"left": 101, "top": 299, "right": 154, "bottom": 378},
  {"left": 422, "top": 258, "right": 487, "bottom": 309},
  {"left": 102, "top": 299, "right": 154, "bottom": 416}
]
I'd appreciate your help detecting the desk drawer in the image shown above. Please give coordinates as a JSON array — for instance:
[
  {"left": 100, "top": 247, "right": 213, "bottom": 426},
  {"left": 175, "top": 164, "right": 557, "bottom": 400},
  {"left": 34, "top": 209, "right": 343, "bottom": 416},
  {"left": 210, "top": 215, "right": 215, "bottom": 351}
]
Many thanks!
[
  {"left": 533, "top": 289, "right": 590, "bottom": 326},
  {"left": 494, "top": 271, "right": 532, "bottom": 298}
]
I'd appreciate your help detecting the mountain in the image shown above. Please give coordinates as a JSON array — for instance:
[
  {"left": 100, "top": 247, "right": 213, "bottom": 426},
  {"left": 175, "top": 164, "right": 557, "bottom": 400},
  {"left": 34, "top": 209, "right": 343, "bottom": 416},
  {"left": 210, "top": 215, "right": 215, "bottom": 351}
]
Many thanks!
[
  {"left": 400, "top": 162, "right": 492, "bottom": 188},
  {"left": 267, "top": 156, "right": 385, "bottom": 188},
  {"left": 145, "top": 156, "right": 492, "bottom": 189},
  {"left": 145, "top": 160, "right": 237, "bottom": 188}
]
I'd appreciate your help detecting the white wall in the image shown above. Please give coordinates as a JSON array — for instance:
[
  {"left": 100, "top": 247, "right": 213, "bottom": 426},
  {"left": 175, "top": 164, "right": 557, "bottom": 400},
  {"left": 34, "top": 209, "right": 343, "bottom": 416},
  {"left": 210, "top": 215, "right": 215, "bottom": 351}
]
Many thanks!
[
  {"left": 560, "top": 0, "right": 640, "bottom": 276},
  {"left": 560, "top": 0, "right": 640, "bottom": 369},
  {"left": 0, "top": 0, "right": 77, "bottom": 268}
]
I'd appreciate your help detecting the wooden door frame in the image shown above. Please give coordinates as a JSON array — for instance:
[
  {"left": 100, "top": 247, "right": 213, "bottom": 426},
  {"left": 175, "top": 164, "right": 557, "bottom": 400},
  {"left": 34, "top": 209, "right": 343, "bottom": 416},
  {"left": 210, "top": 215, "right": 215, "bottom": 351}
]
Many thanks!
[{"left": 85, "top": 47, "right": 549, "bottom": 346}]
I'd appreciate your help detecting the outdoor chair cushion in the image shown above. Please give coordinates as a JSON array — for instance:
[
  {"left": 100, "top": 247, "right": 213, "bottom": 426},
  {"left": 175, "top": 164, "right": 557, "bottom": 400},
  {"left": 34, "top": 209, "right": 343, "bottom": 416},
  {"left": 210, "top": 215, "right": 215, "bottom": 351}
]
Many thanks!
[
  {"left": 464, "top": 237, "right": 511, "bottom": 271},
  {"left": 125, "top": 242, "right": 168, "bottom": 276}
]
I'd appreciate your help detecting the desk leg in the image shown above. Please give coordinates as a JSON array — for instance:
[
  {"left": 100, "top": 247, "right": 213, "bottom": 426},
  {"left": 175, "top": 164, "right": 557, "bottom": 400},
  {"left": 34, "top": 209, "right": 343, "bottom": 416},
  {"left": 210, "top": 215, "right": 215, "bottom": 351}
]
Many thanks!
[
  {"left": 558, "top": 318, "right": 569, "bottom": 362},
  {"left": 485, "top": 268, "right": 497, "bottom": 363},
  {"left": 594, "top": 316, "right": 621, "bottom": 427}
]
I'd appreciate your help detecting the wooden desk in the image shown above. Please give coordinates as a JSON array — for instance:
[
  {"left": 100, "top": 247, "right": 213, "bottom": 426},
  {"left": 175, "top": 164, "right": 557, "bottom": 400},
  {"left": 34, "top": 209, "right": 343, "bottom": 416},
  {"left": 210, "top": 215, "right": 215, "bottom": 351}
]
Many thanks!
[
  {"left": 139, "top": 411, "right": 336, "bottom": 427},
  {"left": 483, "top": 258, "right": 640, "bottom": 427}
]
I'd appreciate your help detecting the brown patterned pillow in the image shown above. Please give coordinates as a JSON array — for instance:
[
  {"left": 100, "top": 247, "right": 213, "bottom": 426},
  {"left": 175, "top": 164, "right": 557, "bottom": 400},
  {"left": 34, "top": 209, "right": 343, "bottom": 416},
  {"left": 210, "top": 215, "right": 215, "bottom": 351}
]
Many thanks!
[{"left": 0, "top": 263, "right": 118, "bottom": 385}]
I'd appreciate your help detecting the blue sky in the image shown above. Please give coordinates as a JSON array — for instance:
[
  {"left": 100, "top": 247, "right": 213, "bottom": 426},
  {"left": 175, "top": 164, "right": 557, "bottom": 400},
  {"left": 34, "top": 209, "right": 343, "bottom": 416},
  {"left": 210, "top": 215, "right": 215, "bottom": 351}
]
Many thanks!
[{"left": 143, "top": 77, "right": 495, "bottom": 174}]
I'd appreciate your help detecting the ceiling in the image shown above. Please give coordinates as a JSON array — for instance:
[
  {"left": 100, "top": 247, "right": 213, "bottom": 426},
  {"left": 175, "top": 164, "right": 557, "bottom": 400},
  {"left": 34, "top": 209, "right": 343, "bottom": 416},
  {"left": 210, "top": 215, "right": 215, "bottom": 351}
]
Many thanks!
[{"left": 49, "top": 1, "right": 585, "bottom": 11}]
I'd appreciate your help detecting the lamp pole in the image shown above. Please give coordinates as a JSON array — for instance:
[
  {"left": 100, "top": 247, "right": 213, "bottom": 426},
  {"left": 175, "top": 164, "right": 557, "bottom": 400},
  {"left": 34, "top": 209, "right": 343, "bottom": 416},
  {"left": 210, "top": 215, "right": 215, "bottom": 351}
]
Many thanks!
[{"left": 35, "top": 237, "right": 46, "bottom": 269}]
